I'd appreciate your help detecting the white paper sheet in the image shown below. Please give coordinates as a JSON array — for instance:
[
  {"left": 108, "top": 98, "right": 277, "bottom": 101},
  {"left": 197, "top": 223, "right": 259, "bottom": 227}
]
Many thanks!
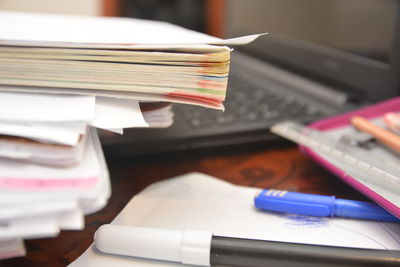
[
  {"left": 0, "top": 127, "right": 111, "bottom": 216},
  {"left": 0, "top": 207, "right": 85, "bottom": 240},
  {"left": 0, "top": 202, "right": 84, "bottom": 258},
  {"left": 143, "top": 105, "right": 174, "bottom": 128},
  {"left": 0, "top": 11, "right": 262, "bottom": 47},
  {"left": 0, "top": 92, "right": 95, "bottom": 122},
  {"left": 0, "top": 134, "right": 99, "bottom": 180},
  {"left": 0, "top": 215, "right": 59, "bottom": 240},
  {"left": 91, "top": 97, "right": 148, "bottom": 130},
  {"left": 0, "top": 84, "right": 225, "bottom": 109},
  {"left": 0, "top": 239, "right": 25, "bottom": 260},
  {"left": 70, "top": 173, "right": 400, "bottom": 267},
  {"left": 0, "top": 121, "right": 86, "bottom": 146},
  {"left": 58, "top": 209, "right": 85, "bottom": 230},
  {"left": 0, "top": 200, "right": 78, "bottom": 222},
  {"left": 0, "top": 127, "right": 87, "bottom": 166},
  {"left": 0, "top": 92, "right": 148, "bottom": 129}
]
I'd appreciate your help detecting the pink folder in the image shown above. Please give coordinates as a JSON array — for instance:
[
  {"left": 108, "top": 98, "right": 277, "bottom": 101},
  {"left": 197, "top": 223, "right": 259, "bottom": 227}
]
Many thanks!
[{"left": 301, "top": 97, "right": 400, "bottom": 218}]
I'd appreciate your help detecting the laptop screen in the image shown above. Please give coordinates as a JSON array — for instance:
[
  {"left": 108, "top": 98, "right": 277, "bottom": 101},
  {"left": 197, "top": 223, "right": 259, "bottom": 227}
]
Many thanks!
[{"left": 226, "top": 0, "right": 400, "bottom": 103}]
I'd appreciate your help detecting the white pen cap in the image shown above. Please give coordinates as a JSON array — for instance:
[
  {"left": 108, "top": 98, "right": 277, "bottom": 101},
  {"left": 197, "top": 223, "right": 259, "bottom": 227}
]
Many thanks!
[{"left": 94, "top": 224, "right": 212, "bottom": 266}]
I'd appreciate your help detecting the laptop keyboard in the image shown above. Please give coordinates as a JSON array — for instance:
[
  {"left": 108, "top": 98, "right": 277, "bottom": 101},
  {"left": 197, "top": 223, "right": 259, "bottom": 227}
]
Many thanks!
[{"left": 173, "top": 69, "right": 325, "bottom": 130}]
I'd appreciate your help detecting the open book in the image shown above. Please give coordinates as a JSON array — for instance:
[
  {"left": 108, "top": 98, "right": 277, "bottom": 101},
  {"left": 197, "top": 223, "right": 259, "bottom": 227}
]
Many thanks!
[{"left": 0, "top": 11, "right": 262, "bottom": 109}]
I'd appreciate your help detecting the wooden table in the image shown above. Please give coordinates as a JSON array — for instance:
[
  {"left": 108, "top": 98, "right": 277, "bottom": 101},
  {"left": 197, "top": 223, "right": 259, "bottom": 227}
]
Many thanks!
[{"left": 1, "top": 143, "right": 367, "bottom": 267}]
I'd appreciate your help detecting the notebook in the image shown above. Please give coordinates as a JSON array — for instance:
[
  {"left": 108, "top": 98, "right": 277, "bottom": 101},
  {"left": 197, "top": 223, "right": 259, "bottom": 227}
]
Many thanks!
[
  {"left": 100, "top": 0, "right": 400, "bottom": 157},
  {"left": 0, "top": 11, "right": 263, "bottom": 110}
]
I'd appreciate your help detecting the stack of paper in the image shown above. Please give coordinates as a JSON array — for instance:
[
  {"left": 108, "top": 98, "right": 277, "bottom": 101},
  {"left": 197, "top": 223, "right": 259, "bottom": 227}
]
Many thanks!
[
  {"left": 0, "top": 127, "right": 110, "bottom": 259},
  {"left": 0, "top": 91, "right": 165, "bottom": 259},
  {"left": 0, "top": 11, "right": 261, "bottom": 110}
]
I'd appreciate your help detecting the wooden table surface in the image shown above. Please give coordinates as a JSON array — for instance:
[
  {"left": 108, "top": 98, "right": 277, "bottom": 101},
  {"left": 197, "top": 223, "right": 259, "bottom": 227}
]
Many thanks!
[{"left": 1, "top": 143, "right": 368, "bottom": 267}]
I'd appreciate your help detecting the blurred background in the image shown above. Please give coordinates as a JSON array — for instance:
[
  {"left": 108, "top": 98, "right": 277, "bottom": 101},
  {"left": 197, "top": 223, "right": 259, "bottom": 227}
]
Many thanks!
[{"left": 0, "top": 0, "right": 394, "bottom": 62}]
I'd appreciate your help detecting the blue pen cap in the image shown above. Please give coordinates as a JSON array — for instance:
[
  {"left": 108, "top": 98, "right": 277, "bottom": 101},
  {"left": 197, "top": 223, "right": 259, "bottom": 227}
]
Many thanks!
[{"left": 254, "top": 189, "right": 335, "bottom": 217}]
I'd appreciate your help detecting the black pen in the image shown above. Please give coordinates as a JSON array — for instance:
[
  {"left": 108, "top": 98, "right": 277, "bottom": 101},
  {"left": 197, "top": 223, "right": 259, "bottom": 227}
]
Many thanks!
[{"left": 94, "top": 224, "right": 400, "bottom": 266}]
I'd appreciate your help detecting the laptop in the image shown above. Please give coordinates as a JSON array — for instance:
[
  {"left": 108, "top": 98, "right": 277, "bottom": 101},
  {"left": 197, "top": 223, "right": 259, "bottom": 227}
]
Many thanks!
[{"left": 100, "top": 0, "right": 400, "bottom": 157}]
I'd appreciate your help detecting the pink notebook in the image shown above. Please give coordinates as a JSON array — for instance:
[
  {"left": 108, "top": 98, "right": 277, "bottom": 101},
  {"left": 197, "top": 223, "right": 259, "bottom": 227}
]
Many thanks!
[{"left": 302, "top": 97, "right": 400, "bottom": 218}]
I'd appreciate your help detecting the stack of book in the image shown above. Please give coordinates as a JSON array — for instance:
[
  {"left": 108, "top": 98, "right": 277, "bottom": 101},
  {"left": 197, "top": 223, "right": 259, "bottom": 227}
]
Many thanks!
[
  {"left": 0, "top": 11, "right": 261, "bottom": 259},
  {"left": 0, "top": 11, "right": 260, "bottom": 109}
]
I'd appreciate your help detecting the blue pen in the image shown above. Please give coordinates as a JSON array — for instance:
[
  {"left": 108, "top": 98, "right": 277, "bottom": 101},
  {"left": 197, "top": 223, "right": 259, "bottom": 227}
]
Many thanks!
[{"left": 254, "top": 189, "right": 400, "bottom": 223}]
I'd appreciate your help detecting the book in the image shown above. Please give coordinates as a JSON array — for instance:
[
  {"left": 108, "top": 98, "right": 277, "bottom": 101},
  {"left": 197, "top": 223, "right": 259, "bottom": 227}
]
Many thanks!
[{"left": 0, "top": 11, "right": 262, "bottom": 109}]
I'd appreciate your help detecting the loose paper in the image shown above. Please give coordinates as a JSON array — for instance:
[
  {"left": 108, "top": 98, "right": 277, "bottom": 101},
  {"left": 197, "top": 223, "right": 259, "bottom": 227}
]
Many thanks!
[{"left": 70, "top": 173, "right": 400, "bottom": 267}]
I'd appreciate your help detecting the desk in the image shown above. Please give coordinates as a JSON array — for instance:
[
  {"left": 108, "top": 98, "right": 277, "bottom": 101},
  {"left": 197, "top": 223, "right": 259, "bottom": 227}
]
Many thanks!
[{"left": 1, "top": 144, "right": 368, "bottom": 267}]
